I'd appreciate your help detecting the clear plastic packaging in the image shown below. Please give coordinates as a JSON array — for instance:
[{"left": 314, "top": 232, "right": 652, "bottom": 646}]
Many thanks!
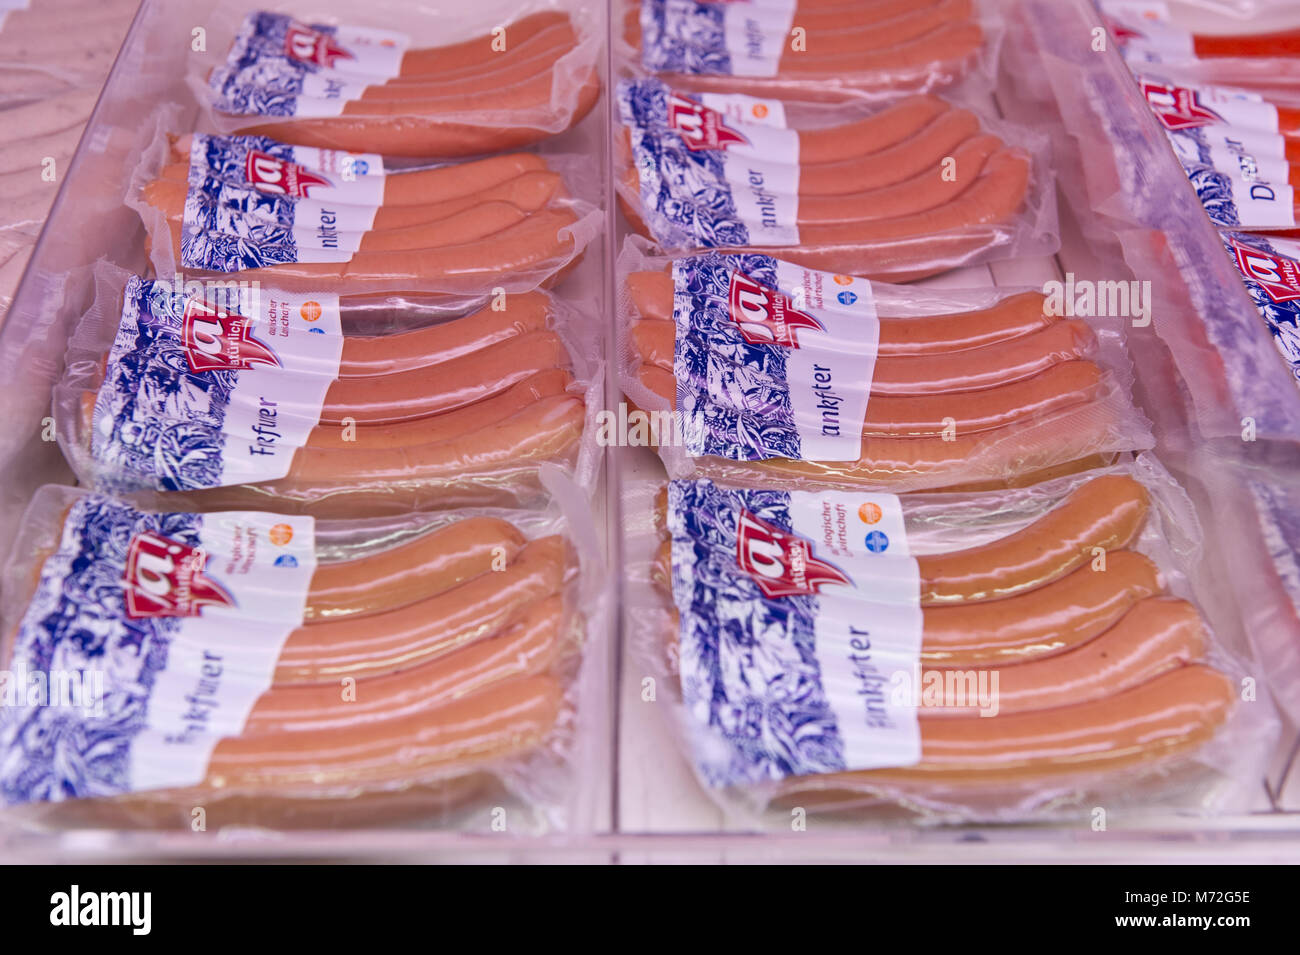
[
  {"left": 126, "top": 104, "right": 604, "bottom": 298},
  {"left": 1000, "top": 0, "right": 1300, "bottom": 443},
  {"left": 186, "top": 3, "right": 605, "bottom": 158},
  {"left": 624, "top": 452, "right": 1277, "bottom": 824},
  {"left": 0, "top": 470, "right": 609, "bottom": 831},
  {"left": 616, "top": 240, "right": 1153, "bottom": 493},
  {"left": 618, "top": 0, "right": 1002, "bottom": 104},
  {"left": 0, "top": 0, "right": 1296, "bottom": 857},
  {"left": 611, "top": 77, "right": 1059, "bottom": 282},
  {"left": 53, "top": 259, "right": 605, "bottom": 517}
]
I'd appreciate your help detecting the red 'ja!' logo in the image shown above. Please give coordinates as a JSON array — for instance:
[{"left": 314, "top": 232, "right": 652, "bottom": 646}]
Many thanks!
[
  {"left": 123, "top": 531, "right": 236, "bottom": 619},
  {"left": 181, "top": 298, "right": 282, "bottom": 373},
  {"left": 284, "top": 23, "right": 356, "bottom": 68},
  {"left": 728, "top": 272, "right": 825, "bottom": 348},
  {"left": 1140, "top": 80, "right": 1225, "bottom": 131},
  {"left": 735, "top": 510, "right": 851, "bottom": 599},
  {"left": 666, "top": 93, "right": 751, "bottom": 151},
  {"left": 1232, "top": 241, "right": 1300, "bottom": 303},
  {"left": 244, "top": 150, "right": 333, "bottom": 198}
]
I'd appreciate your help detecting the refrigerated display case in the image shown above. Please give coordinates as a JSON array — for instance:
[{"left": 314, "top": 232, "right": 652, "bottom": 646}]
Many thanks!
[{"left": 0, "top": 0, "right": 1295, "bottom": 863}]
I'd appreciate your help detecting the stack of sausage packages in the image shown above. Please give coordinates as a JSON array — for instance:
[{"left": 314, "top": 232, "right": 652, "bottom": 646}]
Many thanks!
[
  {"left": 1103, "top": 0, "right": 1300, "bottom": 383},
  {"left": 617, "top": 0, "right": 1271, "bottom": 822},
  {"left": 0, "top": 2, "right": 608, "bottom": 829}
]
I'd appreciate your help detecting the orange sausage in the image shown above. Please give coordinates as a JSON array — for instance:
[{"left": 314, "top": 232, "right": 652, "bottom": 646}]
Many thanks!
[
  {"left": 244, "top": 595, "right": 567, "bottom": 734},
  {"left": 234, "top": 68, "right": 602, "bottom": 158},
  {"left": 285, "top": 394, "right": 586, "bottom": 491},
  {"left": 165, "top": 141, "right": 551, "bottom": 207},
  {"left": 633, "top": 355, "right": 1105, "bottom": 438},
  {"left": 160, "top": 200, "right": 534, "bottom": 262},
  {"left": 763, "top": 416, "right": 1121, "bottom": 485},
  {"left": 630, "top": 1, "right": 971, "bottom": 64},
  {"left": 306, "top": 368, "right": 573, "bottom": 450},
  {"left": 655, "top": 21, "right": 984, "bottom": 100},
  {"left": 320, "top": 329, "right": 569, "bottom": 425},
  {"left": 336, "top": 292, "right": 553, "bottom": 377},
  {"left": 189, "top": 206, "right": 581, "bottom": 288},
  {"left": 763, "top": 20, "right": 986, "bottom": 78},
  {"left": 636, "top": 317, "right": 1094, "bottom": 394},
  {"left": 920, "top": 551, "right": 1163, "bottom": 665},
  {"left": 620, "top": 93, "right": 951, "bottom": 170},
  {"left": 921, "top": 598, "right": 1206, "bottom": 717},
  {"left": 204, "top": 674, "right": 564, "bottom": 789},
  {"left": 357, "top": 23, "right": 577, "bottom": 99},
  {"left": 305, "top": 516, "right": 526, "bottom": 622},
  {"left": 869, "top": 320, "right": 1095, "bottom": 395},
  {"left": 917, "top": 475, "right": 1150, "bottom": 604},
  {"left": 796, "top": 133, "right": 1001, "bottom": 222},
  {"left": 784, "top": 665, "right": 1233, "bottom": 786},
  {"left": 632, "top": 364, "right": 1121, "bottom": 485},
  {"left": 169, "top": 396, "right": 585, "bottom": 518},
  {"left": 626, "top": 272, "right": 1054, "bottom": 354},
  {"left": 797, "top": 94, "right": 951, "bottom": 165},
  {"left": 777, "top": 0, "right": 974, "bottom": 62},
  {"left": 874, "top": 292, "right": 1056, "bottom": 354},
  {"left": 624, "top": 1, "right": 949, "bottom": 48},
  {"left": 394, "top": 11, "right": 571, "bottom": 76},
  {"left": 318, "top": 60, "right": 576, "bottom": 116},
  {"left": 794, "top": 148, "right": 1032, "bottom": 244},
  {"left": 655, "top": 551, "right": 1163, "bottom": 664},
  {"left": 151, "top": 167, "right": 566, "bottom": 230},
  {"left": 862, "top": 362, "right": 1106, "bottom": 437},
  {"left": 273, "top": 535, "right": 570, "bottom": 683}
]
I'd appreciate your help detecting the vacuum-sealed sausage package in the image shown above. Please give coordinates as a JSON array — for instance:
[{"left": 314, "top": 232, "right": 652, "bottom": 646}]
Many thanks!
[
  {"left": 188, "top": 4, "right": 604, "bottom": 158},
  {"left": 615, "top": 241, "right": 1152, "bottom": 493},
  {"left": 53, "top": 260, "right": 604, "bottom": 517},
  {"left": 127, "top": 106, "right": 604, "bottom": 298},
  {"left": 1102, "top": 0, "right": 1300, "bottom": 87},
  {"left": 612, "top": 77, "right": 1059, "bottom": 281},
  {"left": 623, "top": 452, "right": 1275, "bottom": 822},
  {"left": 617, "top": 0, "right": 1001, "bottom": 103},
  {"left": 0, "top": 476, "right": 608, "bottom": 830},
  {"left": 1219, "top": 230, "right": 1300, "bottom": 386}
]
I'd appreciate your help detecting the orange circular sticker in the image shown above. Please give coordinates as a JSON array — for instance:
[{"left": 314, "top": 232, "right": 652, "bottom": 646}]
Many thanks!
[
  {"left": 832, "top": 274, "right": 854, "bottom": 286},
  {"left": 300, "top": 301, "right": 322, "bottom": 322},
  {"left": 858, "top": 502, "right": 883, "bottom": 525},
  {"left": 269, "top": 523, "right": 294, "bottom": 546},
  {"left": 752, "top": 104, "right": 769, "bottom": 119}
]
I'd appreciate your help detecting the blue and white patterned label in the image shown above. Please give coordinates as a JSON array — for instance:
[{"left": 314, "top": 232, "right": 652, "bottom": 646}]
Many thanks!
[
  {"left": 1222, "top": 231, "right": 1300, "bottom": 387},
  {"left": 640, "top": 0, "right": 795, "bottom": 78},
  {"left": 211, "top": 11, "right": 408, "bottom": 118},
  {"left": 669, "top": 252, "right": 879, "bottom": 461},
  {"left": 178, "top": 173, "right": 369, "bottom": 271},
  {"left": 666, "top": 479, "right": 920, "bottom": 787},
  {"left": 181, "top": 167, "right": 377, "bottom": 240},
  {"left": 629, "top": 123, "right": 800, "bottom": 249},
  {"left": 0, "top": 494, "right": 315, "bottom": 803},
  {"left": 618, "top": 77, "right": 797, "bottom": 160},
  {"left": 1169, "top": 132, "right": 1296, "bottom": 231},
  {"left": 90, "top": 275, "right": 343, "bottom": 490},
  {"left": 1166, "top": 127, "right": 1290, "bottom": 191},
  {"left": 188, "top": 133, "right": 386, "bottom": 203}
]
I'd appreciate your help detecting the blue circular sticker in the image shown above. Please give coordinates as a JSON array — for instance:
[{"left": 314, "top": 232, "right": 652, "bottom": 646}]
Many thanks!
[
  {"left": 353, "top": 160, "right": 370, "bottom": 175},
  {"left": 836, "top": 290, "right": 858, "bottom": 306},
  {"left": 307, "top": 327, "right": 324, "bottom": 334},
  {"left": 274, "top": 554, "right": 299, "bottom": 568},
  {"left": 863, "top": 531, "right": 889, "bottom": 553}
]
